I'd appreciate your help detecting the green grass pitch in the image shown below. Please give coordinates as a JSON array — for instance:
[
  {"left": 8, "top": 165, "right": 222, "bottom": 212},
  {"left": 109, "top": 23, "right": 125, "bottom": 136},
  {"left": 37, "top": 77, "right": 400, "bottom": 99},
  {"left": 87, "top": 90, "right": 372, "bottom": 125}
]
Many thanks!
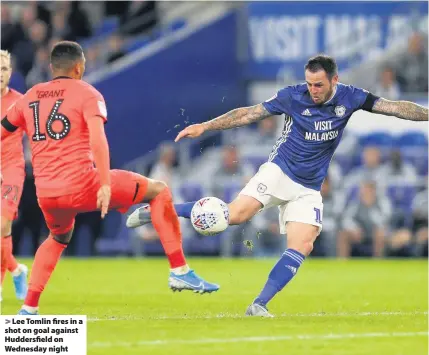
[{"left": 1, "top": 258, "right": 427, "bottom": 355}]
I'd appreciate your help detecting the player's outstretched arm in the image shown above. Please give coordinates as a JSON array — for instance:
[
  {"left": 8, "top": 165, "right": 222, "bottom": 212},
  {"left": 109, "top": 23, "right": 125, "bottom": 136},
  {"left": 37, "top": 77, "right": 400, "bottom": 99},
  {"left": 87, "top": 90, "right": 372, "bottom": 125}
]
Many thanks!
[
  {"left": 175, "top": 104, "right": 273, "bottom": 142},
  {"left": 372, "top": 98, "right": 428, "bottom": 121}
]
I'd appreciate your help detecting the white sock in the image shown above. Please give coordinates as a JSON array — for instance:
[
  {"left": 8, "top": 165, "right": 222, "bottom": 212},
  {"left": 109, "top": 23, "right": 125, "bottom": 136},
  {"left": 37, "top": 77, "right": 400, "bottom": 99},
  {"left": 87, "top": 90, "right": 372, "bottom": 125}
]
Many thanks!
[
  {"left": 171, "top": 264, "right": 190, "bottom": 275},
  {"left": 22, "top": 305, "right": 38, "bottom": 313}
]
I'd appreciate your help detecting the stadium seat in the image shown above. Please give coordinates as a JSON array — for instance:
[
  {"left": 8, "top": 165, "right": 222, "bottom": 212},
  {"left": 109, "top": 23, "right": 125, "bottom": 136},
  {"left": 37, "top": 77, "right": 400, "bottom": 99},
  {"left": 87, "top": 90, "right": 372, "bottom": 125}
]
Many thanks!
[
  {"left": 396, "top": 132, "right": 428, "bottom": 147},
  {"left": 222, "top": 182, "right": 242, "bottom": 202},
  {"left": 400, "top": 148, "right": 428, "bottom": 176},
  {"left": 243, "top": 155, "right": 266, "bottom": 171},
  {"left": 125, "top": 37, "right": 151, "bottom": 53},
  {"left": 184, "top": 234, "right": 221, "bottom": 256},
  {"left": 94, "top": 17, "right": 119, "bottom": 37},
  {"left": 386, "top": 184, "right": 416, "bottom": 212},
  {"left": 359, "top": 132, "right": 394, "bottom": 148},
  {"left": 179, "top": 183, "right": 204, "bottom": 201}
]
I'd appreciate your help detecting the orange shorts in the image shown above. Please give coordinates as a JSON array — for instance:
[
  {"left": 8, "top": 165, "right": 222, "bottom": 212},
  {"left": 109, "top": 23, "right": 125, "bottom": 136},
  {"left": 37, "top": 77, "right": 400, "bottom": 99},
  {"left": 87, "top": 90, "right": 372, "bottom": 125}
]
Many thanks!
[
  {"left": 1, "top": 168, "right": 25, "bottom": 221},
  {"left": 38, "top": 169, "right": 148, "bottom": 235}
]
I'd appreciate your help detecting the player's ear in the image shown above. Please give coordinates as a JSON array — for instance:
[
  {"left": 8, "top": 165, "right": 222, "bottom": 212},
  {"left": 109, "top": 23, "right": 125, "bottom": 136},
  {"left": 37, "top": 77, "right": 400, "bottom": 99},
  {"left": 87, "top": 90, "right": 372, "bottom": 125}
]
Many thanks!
[{"left": 331, "top": 74, "right": 339, "bottom": 85}]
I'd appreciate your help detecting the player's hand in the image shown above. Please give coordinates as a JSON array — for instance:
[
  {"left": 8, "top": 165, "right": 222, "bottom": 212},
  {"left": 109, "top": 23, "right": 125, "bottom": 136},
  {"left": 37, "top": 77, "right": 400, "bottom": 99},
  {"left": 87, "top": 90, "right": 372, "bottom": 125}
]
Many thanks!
[
  {"left": 174, "top": 123, "right": 206, "bottom": 142},
  {"left": 97, "top": 185, "right": 111, "bottom": 219}
]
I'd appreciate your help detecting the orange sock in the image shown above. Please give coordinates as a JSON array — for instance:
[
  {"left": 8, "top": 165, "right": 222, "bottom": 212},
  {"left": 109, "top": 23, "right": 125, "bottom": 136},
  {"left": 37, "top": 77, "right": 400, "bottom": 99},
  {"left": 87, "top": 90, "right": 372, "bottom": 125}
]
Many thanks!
[
  {"left": 24, "top": 236, "right": 67, "bottom": 308},
  {"left": 150, "top": 188, "right": 186, "bottom": 268},
  {"left": 3, "top": 236, "right": 19, "bottom": 273}
]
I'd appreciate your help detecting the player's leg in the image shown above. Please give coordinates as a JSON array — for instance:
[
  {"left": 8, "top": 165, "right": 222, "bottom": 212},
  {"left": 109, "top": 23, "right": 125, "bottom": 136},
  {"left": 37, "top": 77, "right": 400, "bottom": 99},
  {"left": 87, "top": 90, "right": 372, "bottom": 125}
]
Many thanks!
[
  {"left": 109, "top": 170, "right": 219, "bottom": 293},
  {"left": 19, "top": 198, "right": 74, "bottom": 315},
  {"left": 126, "top": 165, "right": 271, "bottom": 228},
  {"left": 246, "top": 193, "right": 322, "bottom": 317},
  {"left": 1, "top": 175, "right": 28, "bottom": 300}
]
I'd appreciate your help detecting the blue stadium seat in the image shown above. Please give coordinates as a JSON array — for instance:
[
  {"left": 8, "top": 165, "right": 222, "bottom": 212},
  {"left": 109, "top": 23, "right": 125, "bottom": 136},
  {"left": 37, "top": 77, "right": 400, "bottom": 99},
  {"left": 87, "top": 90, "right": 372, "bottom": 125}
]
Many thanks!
[
  {"left": 396, "top": 132, "right": 428, "bottom": 147},
  {"left": 386, "top": 185, "right": 416, "bottom": 212},
  {"left": 222, "top": 182, "right": 242, "bottom": 202},
  {"left": 125, "top": 37, "right": 151, "bottom": 53},
  {"left": 243, "top": 155, "right": 265, "bottom": 171},
  {"left": 168, "top": 19, "right": 186, "bottom": 32},
  {"left": 184, "top": 233, "right": 221, "bottom": 255},
  {"left": 179, "top": 183, "right": 204, "bottom": 201},
  {"left": 359, "top": 132, "right": 394, "bottom": 148},
  {"left": 400, "top": 148, "right": 428, "bottom": 176},
  {"left": 94, "top": 17, "right": 119, "bottom": 37}
]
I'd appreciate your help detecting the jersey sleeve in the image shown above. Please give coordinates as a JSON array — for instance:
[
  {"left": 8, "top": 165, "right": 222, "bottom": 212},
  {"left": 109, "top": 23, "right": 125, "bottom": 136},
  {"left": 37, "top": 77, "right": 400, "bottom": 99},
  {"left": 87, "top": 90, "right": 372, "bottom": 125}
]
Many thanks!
[
  {"left": 262, "top": 86, "right": 293, "bottom": 115},
  {"left": 82, "top": 85, "right": 108, "bottom": 123},
  {"left": 349, "top": 86, "right": 380, "bottom": 113},
  {"left": 1, "top": 98, "right": 25, "bottom": 130}
]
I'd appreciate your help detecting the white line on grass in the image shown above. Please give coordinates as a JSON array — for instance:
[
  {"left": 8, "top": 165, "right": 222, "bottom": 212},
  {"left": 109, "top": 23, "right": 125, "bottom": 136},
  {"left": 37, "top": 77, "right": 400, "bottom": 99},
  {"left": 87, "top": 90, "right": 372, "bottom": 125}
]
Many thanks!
[
  {"left": 88, "top": 331, "right": 428, "bottom": 348},
  {"left": 88, "top": 310, "right": 428, "bottom": 322}
]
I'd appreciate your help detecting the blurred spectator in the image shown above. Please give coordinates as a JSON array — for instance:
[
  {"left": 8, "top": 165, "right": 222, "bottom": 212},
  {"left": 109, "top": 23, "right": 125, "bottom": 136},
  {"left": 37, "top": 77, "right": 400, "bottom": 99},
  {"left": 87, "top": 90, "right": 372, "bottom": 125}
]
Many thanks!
[
  {"left": 83, "top": 45, "right": 101, "bottom": 76},
  {"left": 107, "top": 34, "right": 126, "bottom": 64},
  {"left": 395, "top": 32, "right": 428, "bottom": 93},
  {"left": 1, "top": 4, "right": 16, "bottom": 52},
  {"left": 51, "top": 11, "right": 72, "bottom": 40},
  {"left": 344, "top": 146, "right": 382, "bottom": 189},
  {"left": 105, "top": 1, "right": 130, "bottom": 18},
  {"left": 149, "top": 143, "right": 178, "bottom": 186},
  {"left": 410, "top": 182, "right": 428, "bottom": 257},
  {"left": 376, "top": 150, "right": 418, "bottom": 185},
  {"left": 66, "top": 2, "right": 92, "bottom": 40},
  {"left": 120, "top": 1, "right": 158, "bottom": 36},
  {"left": 374, "top": 66, "right": 401, "bottom": 100},
  {"left": 247, "top": 208, "right": 285, "bottom": 257},
  {"left": 337, "top": 181, "right": 390, "bottom": 258},
  {"left": 26, "top": 47, "right": 50, "bottom": 87},
  {"left": 211, "top": 146, "right": 254, "bottom": 198}
]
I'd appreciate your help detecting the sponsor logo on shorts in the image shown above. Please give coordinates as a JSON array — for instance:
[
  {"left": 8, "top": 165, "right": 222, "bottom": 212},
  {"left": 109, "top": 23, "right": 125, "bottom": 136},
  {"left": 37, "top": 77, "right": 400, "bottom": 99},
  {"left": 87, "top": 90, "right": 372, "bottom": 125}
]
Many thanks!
[{"left": 257, "top": 183, "right": 267, "bottom": 194}]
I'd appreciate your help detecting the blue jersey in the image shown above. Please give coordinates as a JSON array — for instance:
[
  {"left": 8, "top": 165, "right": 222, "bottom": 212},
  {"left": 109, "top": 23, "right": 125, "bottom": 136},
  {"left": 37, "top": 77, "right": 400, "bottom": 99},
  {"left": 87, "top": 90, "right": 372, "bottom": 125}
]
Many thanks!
[{"left": 263, "top": 83, "right": 374, "bottom": 191}]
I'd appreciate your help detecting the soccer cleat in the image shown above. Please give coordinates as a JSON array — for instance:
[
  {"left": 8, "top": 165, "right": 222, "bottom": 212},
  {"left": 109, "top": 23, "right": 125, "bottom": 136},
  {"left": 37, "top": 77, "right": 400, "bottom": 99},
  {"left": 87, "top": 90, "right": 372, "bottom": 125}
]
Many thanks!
[
  {"left": 18, "top": 309, "right": 39, "bottom": 315},
  {"left": 245, "top": 303, "right": 274, "bottom": 317},
  {"left": 13, "top": 264, "right": 28, "bottom": 300},
  {"left": 126, "top": 205, "right": 152, "bottom": 228},
  {"left": 169, "top": 270, "right": 220, "bottom": 294}
]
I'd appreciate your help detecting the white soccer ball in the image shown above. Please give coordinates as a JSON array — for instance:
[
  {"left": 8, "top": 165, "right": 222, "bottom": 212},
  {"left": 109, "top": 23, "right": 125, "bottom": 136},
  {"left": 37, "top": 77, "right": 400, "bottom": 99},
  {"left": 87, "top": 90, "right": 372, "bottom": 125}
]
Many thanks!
[{"left": 190, "top": 197, "right": 230, "bottom": 236}]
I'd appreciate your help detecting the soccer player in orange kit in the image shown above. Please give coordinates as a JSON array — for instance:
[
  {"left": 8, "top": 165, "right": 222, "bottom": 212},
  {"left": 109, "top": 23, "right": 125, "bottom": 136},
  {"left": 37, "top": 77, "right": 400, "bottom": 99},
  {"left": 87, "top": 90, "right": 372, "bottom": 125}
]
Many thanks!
[
  {"left": 0, "top": 50, "right": 28, "bottom": 301},
  {"left": 1, "top": 41, "right": 219, "bottom": 315}
]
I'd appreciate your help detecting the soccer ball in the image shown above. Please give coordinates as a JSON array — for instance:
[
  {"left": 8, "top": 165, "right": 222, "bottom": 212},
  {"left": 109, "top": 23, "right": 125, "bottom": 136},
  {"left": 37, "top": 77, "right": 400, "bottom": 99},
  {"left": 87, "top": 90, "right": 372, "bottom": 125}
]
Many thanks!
[{"left": 190, "top": 197, "right": 229, "bottom": 236}]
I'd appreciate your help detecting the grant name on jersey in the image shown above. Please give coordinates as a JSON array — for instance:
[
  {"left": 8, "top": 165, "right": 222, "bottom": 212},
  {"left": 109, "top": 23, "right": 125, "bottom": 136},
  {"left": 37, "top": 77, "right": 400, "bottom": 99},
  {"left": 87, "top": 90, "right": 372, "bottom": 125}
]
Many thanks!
[{"left": 305, "top": 120, "right": 339, "bottom": 141}]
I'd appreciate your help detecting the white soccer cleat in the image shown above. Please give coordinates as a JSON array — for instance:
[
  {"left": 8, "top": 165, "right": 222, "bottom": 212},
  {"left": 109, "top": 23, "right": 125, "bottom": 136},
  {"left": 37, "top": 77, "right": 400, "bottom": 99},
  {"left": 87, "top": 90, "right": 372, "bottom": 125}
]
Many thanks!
[{"left": 245, "top": 303, "right": 274, "bottom": 317}]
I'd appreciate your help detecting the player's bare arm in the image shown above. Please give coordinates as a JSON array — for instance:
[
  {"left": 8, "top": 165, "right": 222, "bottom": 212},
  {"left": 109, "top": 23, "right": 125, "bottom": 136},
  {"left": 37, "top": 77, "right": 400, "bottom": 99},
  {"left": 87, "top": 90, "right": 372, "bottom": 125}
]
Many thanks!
[
  {"left": 372, "top": 98, "right": 428, "bottom": 121},
  {"left": 175, "top": 104, "right": 273, "bottom": 142}
]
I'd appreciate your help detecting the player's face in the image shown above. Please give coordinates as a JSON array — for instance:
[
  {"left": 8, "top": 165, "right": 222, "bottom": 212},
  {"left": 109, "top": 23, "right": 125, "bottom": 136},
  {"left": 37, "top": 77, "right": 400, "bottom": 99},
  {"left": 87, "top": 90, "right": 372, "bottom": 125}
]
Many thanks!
[
  {"left": 0, "top": 55, "right": 12, "bottom": 92},
  {"left": 305, "top": 70, "right": 338, "bottom": 104}
]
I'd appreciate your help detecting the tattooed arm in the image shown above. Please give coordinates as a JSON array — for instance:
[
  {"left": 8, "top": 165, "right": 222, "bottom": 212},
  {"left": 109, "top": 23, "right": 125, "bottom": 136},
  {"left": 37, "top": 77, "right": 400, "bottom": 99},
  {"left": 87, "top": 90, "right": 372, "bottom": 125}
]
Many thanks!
[
  {"left": 174, "top": 104, "right": 275, "bottom": 142},
  {"left": 203, "top": 104, "right": 273, "bottom": 131},
  {"left": 372, "top": 98, "right": 428, "bottom": 121}
]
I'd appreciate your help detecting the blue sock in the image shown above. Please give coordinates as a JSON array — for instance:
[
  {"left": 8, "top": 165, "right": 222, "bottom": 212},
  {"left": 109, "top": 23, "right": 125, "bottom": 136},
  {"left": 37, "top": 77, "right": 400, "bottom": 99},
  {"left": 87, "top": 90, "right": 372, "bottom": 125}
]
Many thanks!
[
  {"left": 254, "top": 249, "right": 305, "bottom": 307},
  {"left": 173, "top": 202, "right": 196, "bottom": 218}
]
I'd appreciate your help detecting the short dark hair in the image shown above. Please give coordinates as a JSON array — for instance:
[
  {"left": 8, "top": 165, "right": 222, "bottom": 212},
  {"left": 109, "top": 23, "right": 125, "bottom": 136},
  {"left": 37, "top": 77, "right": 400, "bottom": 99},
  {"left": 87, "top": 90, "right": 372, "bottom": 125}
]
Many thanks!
[
  {"left": 50, "top": 41, "right": 84, "bottom": 71},
  {"left": 305, "top": 55, "right": 338, "bottom": 80}
]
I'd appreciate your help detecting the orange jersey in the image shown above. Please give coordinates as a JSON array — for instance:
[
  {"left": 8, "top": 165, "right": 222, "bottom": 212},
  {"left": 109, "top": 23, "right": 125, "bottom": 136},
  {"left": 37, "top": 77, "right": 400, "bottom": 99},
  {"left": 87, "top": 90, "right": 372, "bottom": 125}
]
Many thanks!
[
  {"left": 1, "top": 88, "right": 24, "bottom": 171},
  {"left": 4, "top": 77, "right": 108, "bottom": 197}
]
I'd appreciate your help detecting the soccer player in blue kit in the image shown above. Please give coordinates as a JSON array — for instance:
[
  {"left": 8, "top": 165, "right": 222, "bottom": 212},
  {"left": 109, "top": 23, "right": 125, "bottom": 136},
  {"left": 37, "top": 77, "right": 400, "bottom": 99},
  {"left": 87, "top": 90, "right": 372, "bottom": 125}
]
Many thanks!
[{"left": 127, "top": 55, "right": 428, "bottom": 316}]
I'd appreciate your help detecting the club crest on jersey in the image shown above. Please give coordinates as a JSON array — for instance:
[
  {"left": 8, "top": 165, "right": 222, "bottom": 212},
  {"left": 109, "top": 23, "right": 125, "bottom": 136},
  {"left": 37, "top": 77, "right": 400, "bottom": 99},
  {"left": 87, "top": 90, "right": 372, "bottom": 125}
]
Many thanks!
[
  {"left": 334, "top": 105, "right": 346, "bottom": 117},
  {"left": 257, "top": 183, "right": 267, "bottom": 194}
]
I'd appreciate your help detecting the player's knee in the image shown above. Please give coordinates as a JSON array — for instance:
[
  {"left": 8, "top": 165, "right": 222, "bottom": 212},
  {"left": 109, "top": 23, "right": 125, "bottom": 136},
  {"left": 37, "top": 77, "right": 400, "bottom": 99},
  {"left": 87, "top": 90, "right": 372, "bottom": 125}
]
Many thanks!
[
  {"left": 52, "top": 229, "right": 74, "bottom": 245},
  {"left": 286, "top": 222, "right": 319, "bottom": 256},
  {"left": 1, "top": 218, "right": 12, "bottom": 237},
  {"left": 145, "top": 179, "right": 169, "bottom": 202}
]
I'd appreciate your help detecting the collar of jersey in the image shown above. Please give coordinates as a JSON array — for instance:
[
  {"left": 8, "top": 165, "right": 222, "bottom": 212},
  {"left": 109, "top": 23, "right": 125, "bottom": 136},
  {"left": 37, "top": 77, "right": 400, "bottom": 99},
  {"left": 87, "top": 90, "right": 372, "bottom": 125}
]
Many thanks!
[
  {"left": 52, "top": 76, "right": 72, "bottom": 80},
  {"left": 323, "top": 86, "right": 337, "bottom": 105}
]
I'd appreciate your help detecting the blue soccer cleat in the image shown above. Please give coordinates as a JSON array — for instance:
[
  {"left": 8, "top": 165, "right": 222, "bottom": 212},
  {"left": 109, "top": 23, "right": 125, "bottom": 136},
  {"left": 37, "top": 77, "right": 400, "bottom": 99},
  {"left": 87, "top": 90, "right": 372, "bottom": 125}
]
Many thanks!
[
  {"left": 18, "top": 309, "right": 39, "bottom": 315},
  {"left": 126, "top": 205, "right": 152, "bottom": 228},
  {"left": 13, "top": 264, "right": 28, "bottom": 300},
  {"left": 169, "top": 270, "right": 220, "bottom": 294}
]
